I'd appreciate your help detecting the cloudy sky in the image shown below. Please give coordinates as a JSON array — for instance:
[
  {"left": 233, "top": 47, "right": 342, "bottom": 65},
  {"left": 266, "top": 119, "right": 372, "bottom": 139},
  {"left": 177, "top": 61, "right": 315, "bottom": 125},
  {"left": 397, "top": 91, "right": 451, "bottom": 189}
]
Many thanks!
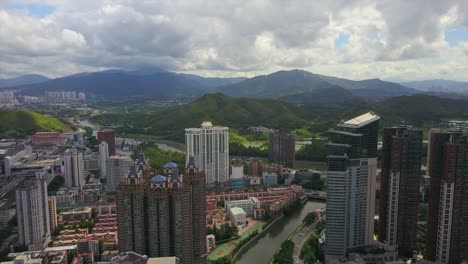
[{"left": 1, "top": 0, "right": 468, "bottom": 81}]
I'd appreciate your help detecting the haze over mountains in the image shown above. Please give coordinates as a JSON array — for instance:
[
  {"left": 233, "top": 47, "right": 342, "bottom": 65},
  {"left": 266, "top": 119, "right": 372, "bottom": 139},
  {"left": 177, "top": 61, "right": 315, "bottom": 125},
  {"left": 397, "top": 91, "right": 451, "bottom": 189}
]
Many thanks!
[
  {"left": 1, "top": 69, "right": 467, "bottom": 102},
  {"left": 400, "top": 79, "right": 468, "bottom": 93},
  {"left": 0, "top": 74, "right": 50, "bottom": 88}
]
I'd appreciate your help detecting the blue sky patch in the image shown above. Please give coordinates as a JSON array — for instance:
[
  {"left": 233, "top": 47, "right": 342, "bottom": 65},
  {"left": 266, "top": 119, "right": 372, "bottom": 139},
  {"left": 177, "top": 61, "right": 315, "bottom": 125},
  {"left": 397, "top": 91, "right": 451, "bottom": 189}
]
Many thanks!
[
  {"left": 445, "top": 25, "right": 468, "bottom": 46},
  {"left": 335, "top": 33, "right": 350, "bottom": 49},
  {"left": 8, "top": 3, "right": 55, "bottom": 17}
]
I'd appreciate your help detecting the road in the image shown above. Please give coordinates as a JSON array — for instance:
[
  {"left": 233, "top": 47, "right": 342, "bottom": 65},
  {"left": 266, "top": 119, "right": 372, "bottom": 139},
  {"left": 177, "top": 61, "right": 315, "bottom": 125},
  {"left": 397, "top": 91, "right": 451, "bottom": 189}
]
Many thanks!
[{"left": 291, "top": 216, "right": 325, "bottom": 264}]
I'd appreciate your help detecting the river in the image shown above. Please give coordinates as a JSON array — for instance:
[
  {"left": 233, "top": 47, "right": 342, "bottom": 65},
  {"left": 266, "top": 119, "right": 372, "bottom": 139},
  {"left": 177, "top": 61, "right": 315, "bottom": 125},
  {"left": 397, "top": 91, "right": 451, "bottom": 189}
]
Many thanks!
[{"left": 235, "top": 200, "right": 325, "bottom": 264}]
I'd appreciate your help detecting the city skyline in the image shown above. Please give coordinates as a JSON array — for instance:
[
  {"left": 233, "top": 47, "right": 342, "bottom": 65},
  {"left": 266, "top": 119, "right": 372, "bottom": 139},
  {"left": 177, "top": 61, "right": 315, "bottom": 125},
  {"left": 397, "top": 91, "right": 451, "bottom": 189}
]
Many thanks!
[{"left": 3, "top": 108, "right": 468, "bottom": 263}]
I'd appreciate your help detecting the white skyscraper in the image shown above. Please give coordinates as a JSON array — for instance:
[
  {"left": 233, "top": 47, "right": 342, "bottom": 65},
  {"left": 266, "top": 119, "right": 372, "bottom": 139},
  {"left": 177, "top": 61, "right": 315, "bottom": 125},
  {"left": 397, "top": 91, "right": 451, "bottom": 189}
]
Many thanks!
[
  {"left": 185, "top": 122, "right": 229, "bottom": 186},
  {"left": 325, "top": 112, "right": 380, "bottom": 259},
  {"left": 16, "top": 172, "right": 51, "bottom": 251},
  {"left": 64, "top": 148, "right": 85, "bottom": 188},
  {"left": 99, "top": 141, "right": 109, "bottom": 178},
  {"left": 78, "top": 92, "right": 86, "bottom": 101}
]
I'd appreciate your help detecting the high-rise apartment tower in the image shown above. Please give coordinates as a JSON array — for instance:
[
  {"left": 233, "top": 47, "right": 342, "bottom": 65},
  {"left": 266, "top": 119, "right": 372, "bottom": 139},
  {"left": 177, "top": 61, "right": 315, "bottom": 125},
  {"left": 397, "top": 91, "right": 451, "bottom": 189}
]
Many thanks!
[
  {"left": 185, "top": 122, "right": 229, "bottom": 186},
  {"left": 64, "top": 148, "right": 85, "bottom": 188},
  {"left": 116, "top": 160, "right": 207, "bottom": 264},
  {"left": 99, "top": 141, "right": 109, "bottom": 178},
  {"left": 325, "top": 112, "right": 379, "bottom": 258},
  {"left": 378, "top": 127, "right": 422, "bottom": 256},
  {"left": 425, "top": 129, "right": 468, "bottom": 264},
  {"left": 97, "top": 129, "right": 116, "bottom": 156},
  {"left": 16, "top": 172, "right": 51, "bottom": 251},
  {"left": 268, "top": 130, "right": 295, "bottom": 168}
]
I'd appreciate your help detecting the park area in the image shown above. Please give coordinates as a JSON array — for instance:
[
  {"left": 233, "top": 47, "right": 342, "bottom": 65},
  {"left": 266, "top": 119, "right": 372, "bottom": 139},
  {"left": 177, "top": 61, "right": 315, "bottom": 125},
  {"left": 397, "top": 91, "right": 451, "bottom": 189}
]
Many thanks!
[{"left": 207, "top": 219, "right": 267, "bottom": 262}]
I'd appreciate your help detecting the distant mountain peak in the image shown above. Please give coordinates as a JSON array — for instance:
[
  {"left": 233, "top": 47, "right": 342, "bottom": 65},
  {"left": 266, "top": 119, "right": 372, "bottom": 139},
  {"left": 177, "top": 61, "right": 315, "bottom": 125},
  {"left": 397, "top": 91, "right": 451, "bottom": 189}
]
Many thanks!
[
  {"left": 0, "top": 74, "right": 50, "bottom": 88},
  {"left": 215, "top": 69, "right": 417, "bottom": 100}
]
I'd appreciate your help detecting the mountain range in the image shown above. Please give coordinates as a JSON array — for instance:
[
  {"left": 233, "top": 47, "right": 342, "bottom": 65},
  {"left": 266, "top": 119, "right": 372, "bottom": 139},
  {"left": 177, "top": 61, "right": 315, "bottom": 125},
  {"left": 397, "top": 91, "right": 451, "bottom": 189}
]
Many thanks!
[
  {"left": 6, "top": 69, "right": 245, "bottom": 99},
  {"left": 400, "top": 79, "right": 468, "bottom": 93},
  {"left": 2, "top": 69, "right": 467, "bottom": 102},
  {"left": 216, "top": 70, "right": 418, "bottom": 100},
  {"left": 0, "top": 74, "right": 49, "bottom": 88}
]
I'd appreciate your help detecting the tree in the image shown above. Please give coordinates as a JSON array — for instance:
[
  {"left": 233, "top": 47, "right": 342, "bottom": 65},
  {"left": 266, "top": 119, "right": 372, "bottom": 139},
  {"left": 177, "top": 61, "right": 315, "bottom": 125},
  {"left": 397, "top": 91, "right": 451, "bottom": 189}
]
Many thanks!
[
  {"left": 274, "top": 240, "right": 295, "bottom": 264},
  {"left": 300, "top": 233, "right": 319, "bottom": 263},
  {"left": 296, "top": 140, "right": 327, "bottom": 161},
  {"left": 303, "top": 212, "right": 316, "bottom": 225},
  {"left": 316, "top": 220, "right": 326, "bottom": 234},
  {"left": 132, "top": 143, "right": 185, "bottom": 170},
  {"left": 207, "top": 226, "right": 214, "bottom": 235},
  {"left": 229, "top": 142, "right": 268, "bottom": 157}
]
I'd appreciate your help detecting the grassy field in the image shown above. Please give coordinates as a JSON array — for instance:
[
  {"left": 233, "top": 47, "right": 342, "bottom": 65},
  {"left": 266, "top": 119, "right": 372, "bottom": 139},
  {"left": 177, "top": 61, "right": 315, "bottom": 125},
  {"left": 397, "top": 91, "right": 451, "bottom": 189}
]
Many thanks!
[{"left": 0, "top": 110, "right": 69, "bottom": 137}]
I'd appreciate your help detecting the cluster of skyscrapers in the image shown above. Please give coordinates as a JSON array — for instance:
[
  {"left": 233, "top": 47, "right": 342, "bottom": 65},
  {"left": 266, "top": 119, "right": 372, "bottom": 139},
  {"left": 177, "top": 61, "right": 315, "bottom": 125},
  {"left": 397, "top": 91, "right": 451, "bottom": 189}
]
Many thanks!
[
  {"left": 17, "top": 114, "right": 468, "bottom": 263},
  {"left": 325, "top": 112, "right": 468, "bottom": 264},
  {"left": 44, "top": 91, "right": 86, "bottom": 103}
]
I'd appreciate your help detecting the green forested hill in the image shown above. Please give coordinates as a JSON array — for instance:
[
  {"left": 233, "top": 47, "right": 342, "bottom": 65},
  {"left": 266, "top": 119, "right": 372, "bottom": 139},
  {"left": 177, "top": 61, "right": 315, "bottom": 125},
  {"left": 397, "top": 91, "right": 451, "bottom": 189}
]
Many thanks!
[
  {"left": 0, "top": 110, "right": 69, "bottom": 137},
  {"left": 92, "top": 93, "right": 309, "bottom": 141},
  {"left": 145, "top": 93, "right": 308, "bottom": 139},
  {"left": 92, "top": 94, "right": 468, "bottom": 142}
]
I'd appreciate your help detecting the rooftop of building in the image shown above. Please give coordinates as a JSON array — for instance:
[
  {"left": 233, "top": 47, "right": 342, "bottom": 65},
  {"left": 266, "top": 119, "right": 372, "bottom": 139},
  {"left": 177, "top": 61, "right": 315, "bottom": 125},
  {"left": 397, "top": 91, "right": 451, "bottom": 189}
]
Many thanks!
[
  {"left": 108, "top": 155, "right": 132, "bottom": 160},
  {"left": 98, "top": 129, "right": 115, "bottom": 132},
  {"left": 147, "top": 257, "right": 179, "bottom": 264},
  {"left": 128, "top": 165, "right": 138, "bottom": 178},
  {"left": 150, "top": 175, "right": 167, "bottom": 183},
  {"left": 32, "top": 132, "right": 62, "bottom": 135},
  {"left": 338, "top": 112, "right": 380, "bottom": 129},
  {"left": 230, "top": 207, "right": 246, "bottom": 216},
  {"left": 59, "top": 207, "right": 92, "bottom": 215},
  {"left": 163, "top": 162, "right": 177, "bottom": 168},
  {"left": 346, "top": 241, "right": 397, "bottom": 255},
  {"left": 137, "top": 153, "right": 146, "bottom": 164},
  {"left": 185, "top": 121, "right": 229, "bottom": 131}
]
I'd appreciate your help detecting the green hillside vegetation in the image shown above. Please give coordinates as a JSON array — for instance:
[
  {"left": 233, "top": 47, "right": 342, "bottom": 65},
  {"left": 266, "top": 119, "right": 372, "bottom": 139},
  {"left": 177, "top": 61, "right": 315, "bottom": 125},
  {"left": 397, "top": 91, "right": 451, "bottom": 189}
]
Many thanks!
[
  {"left": 0, "top": 110, "right": 69, "bottom": 137},
  {"left": 131, "top": 143, "right": 185, "bottom": 171},
  {"left": 92, "top": 93, "right": 309, "bottom": 141},
  {"left": 91, "top": 94, "right": 468, "bottom": 148}
]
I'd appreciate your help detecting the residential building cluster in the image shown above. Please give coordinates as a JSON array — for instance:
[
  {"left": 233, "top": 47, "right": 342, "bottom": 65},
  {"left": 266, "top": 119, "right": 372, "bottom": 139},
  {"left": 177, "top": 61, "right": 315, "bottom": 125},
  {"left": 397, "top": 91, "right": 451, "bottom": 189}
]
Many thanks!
[
  {"left": 44, "top": 91, "right": 86, "bottom": 103},
  {"left": 227, "top": 158, "right": 297, "bottom": 188},
  {"left": 207, "top": 184, "right": 305, "bottom": 224},
  {"left": 116, "top": 158, "right": 207, "bottom": 264},
  {"left": 0, "top": 91, "right": 18, "bottom": 106},
  {"left": 0, "top": 91, "right": 86, "bottom": 107}
]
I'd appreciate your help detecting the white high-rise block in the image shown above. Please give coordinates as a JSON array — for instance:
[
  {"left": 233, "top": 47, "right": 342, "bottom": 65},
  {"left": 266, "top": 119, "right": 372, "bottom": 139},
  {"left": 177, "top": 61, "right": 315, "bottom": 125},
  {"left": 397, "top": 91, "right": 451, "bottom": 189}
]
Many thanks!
[{"left": 185, "top": 122, "right": 229, "bottom": 186}]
